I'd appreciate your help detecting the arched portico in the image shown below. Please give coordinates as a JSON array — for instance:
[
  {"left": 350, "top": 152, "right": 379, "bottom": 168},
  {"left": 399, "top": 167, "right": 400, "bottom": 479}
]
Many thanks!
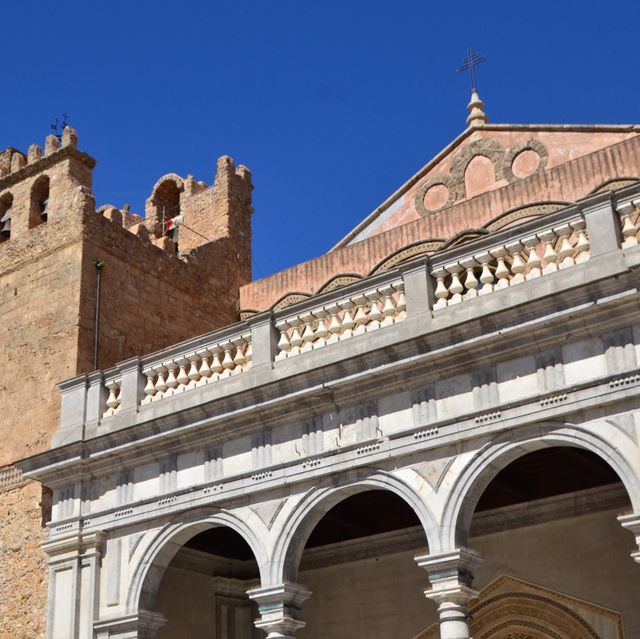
[
  {"left": 419, "top": 420, "right": 640, "bottom": 639},
  {"left": 439, "top": 421, "right": 640, "bottom": 552},
  {"left": 243, "top": 468, "right": 439, "bottom": 639},
  {"left": 269, "top": 467, "right": 437, "bottom": 586},
  {"left": 127, "top": 507, "right": 269, "bottom": 620}
]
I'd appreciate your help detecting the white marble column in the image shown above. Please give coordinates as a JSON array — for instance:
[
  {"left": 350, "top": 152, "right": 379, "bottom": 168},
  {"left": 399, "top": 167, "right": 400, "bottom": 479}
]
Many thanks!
[
  {"left": 247, "top": 583, "right": 311, "bottom": 639},
  {"left": 416, "top": 548, "right": 483, "bottom": 639}
]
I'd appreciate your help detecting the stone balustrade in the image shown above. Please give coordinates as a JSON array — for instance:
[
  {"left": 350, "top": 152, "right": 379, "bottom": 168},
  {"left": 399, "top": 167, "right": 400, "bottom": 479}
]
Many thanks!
[
  {"left": 140, "top": 335, "right": 252, "bottom": 405},
  {"left": 53, "top": 185, "right": 639, "bottom": 442},
  {"left": 274, "top": 281, "right": 406, "bottom": 360},
  {"left": 430, "top": 217, "right": 589, "bottom": 310},
  {"left": 616, "top": 199, "right": 640, "bottom": 248}
]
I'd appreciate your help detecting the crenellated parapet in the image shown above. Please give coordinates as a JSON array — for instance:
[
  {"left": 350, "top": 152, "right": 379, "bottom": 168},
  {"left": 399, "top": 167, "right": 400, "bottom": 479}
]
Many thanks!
[
  {"left": 0, "top": 127, "right": 95, "bottom": 244},
  {"left": 0, "top": 127, "right": 254, "bottom": 468}
]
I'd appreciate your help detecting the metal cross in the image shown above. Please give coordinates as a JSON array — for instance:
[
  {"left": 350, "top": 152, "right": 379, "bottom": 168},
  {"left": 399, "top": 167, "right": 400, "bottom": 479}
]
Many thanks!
[
  {"left": 457, "top": 48, "right": 487, "bottom": 91},
  {"left": 50, "top": 113, "right": 70, "bottom": 140}
]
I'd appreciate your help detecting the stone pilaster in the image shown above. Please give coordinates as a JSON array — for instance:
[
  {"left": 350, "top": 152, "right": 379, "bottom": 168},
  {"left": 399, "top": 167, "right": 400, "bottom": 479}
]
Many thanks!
[
  {"left": 247, "top": 582, "right": 311, "bottom": 639},
  {"left": 416, "top": 548, "right": 483, "bottom": 639},
  {"left": 43, "top": 531, "right": 106, "bottom": 639}
]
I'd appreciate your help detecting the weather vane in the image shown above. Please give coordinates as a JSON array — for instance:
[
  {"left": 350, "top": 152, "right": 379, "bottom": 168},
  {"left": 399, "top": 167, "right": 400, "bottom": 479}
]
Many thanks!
[
  {"left": 50, "top": 113, "right": 70, "bottom": 140},
  {"left": 457, "top": 48, "right": 487, "bottom": 92}
]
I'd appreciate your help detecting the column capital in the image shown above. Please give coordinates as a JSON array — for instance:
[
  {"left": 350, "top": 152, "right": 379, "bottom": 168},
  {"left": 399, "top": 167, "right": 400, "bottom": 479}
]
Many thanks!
[
  {"left": 93, "top": 610, "right": 166, "bottom": 639},
  {"left": 618, "top": 512, "right": 640, "bottom": 564},
  {"left": 247, "top": 582, "right": 312, "bottom": 639},
  {"left": 415, "top": 547, "right": 483, "bottom": 603},
  {"left": 43, "top": 530, "right": 106, "bottom": 561}
]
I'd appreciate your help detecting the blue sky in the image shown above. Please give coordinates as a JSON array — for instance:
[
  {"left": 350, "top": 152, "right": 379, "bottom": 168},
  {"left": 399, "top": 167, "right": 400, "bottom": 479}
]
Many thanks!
[{"left": 2, "top": 1, "right": 638, "bottom": 280}]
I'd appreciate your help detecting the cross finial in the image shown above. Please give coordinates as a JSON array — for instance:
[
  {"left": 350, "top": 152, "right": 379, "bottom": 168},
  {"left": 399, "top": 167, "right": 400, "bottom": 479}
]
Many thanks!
[
  {"left": 50, "top": 113, "right": 71, "bottom": 140},
  {"left": 457, "top": 48, "right": 487, "bottom": 92}
]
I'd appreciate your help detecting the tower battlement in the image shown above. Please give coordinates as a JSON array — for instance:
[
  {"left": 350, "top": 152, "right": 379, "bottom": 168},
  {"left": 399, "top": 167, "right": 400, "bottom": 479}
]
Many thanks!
[{"left": 0, "top": 126, "right": 253, "bottom": 469}]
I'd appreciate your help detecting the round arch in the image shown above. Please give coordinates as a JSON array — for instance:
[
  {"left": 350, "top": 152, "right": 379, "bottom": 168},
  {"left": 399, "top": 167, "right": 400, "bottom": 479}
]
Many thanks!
[
  {"left": 439, "top": 421, "right": 640, "bottom": 551},
  {"left": 269, "top": 467, "right": 438, "bottom": 585},
  {"left": 127, "top": 506, "right": 269, "bottom": 614}
]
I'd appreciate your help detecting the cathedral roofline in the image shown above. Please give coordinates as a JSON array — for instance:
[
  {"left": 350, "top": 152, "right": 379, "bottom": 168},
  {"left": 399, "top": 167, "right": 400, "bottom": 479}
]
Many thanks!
[{"left": 330, "top": 122, "right": 640, "bottom": 252}]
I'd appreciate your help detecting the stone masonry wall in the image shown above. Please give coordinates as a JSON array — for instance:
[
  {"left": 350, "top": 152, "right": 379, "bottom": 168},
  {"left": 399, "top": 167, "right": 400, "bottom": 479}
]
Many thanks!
[
  {"left": 0, "top": 132, "right": 253, "bottom": 638},
  {"left": 76, "top": 213, "right": 244, "bottom": 372},
  {"left": 0, "top": 481, "right": 48, "bottom": 639}
]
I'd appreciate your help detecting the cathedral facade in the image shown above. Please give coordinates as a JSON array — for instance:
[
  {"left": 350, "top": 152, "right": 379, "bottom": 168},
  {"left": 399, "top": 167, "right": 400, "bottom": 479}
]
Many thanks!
[{"left": 3, "top": 94, "right": 640, "bottom": 638}]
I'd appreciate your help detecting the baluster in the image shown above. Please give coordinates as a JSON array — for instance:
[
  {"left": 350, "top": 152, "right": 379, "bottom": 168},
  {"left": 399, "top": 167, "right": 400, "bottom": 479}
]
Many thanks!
[
  {"left": 491, "top": 247, "right": 511, "bottom": 289},
  {"left": 553, "top": 224, "right": 575, "bottom": 269},
  {"left": 340, "top": 300, "right": 356, "bottom": 338},
  {"left": 475, "top": 252, "right": 495, "bottom": 296},
  {"left": 275, "top": 320, "right": 291, "bottom": 360},
  {"left": 176, "top": 358, "right": 190, "bottom": 390},
  {"left": 460, "top": 258, "right": 479, "bottom": 299},
  {"left": 571, "top": 219, "right": 590, "bottom": 263},
  {"left": 186, "top": 354, "right": 201, "bottom": 386},
  {"left": 104, "top": 379, "right": 121, "bottom": 416},
  {"left": 445, "top": 263, "right": 464, "bottom": 304},
  {"left": 313, "top": 309, "right": 329, "bottom": 346},
  {"left": 220, "top": 343, "right": 235, "bottom": 377},
  {"left": 539, "top": 230, "right": 559, "bottom": 274},
  {"left": 505, "top": 241, "right": 526, "bottom": 285},
  {"left": 366, "top": 290, "right": 383, "bottom": 331},
  {"left": 300, "top": 313, "right": 316, "bottom": 351},
  {"left": 326, "top": 304, "right": 343, "bottom": 344},
  {"left": 244, "top": 338, "right": 253, "bottom": 366},
  {"left": 232, "top": 337, "right": 247, "bottom": 372},
  {"left": 154, "top": 365, "right": 168, "bottom": 397},
  {"left": 618, "top": 203, "right": 639, "bottom": 248},
  {"left": 210, "top": 347, "right": 224, "bottom": 376},
  {"left": 143, "top": 368, "right": 156, "bottom": 404},
  {"left": 288, "top": 318, "right": 304, "bottom": 353},
  {"left": 432, "top": 268, "right": 449, "bottom": 310},
  {"left": 353, "top": 295, "right": 369, "bottom": 335},
  {"left": 379, "top": 287, "right": 397, "bottom": 326},
  {"left": 197, "top": 349, "right": 212, "bottom": 380},
  {"left": 522, "top": 236, "right": 542, "bottom": 280},
  {"left": 164, "top": 362, "right": 178, "bottom": 395}
]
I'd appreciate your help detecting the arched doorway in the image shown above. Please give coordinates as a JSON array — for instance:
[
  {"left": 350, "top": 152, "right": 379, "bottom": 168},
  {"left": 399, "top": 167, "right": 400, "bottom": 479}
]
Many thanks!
[
  {"left": 293, "top": 489, "right": 435, "bottom": 639},
  {"left": 140, "top": 523, "right": 262, "bottom": 639}
]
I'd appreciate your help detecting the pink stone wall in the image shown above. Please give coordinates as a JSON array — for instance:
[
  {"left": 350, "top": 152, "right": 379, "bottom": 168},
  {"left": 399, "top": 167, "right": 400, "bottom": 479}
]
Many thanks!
[{"left": 240, "top": 133, "right": 640, "bottom": 312}]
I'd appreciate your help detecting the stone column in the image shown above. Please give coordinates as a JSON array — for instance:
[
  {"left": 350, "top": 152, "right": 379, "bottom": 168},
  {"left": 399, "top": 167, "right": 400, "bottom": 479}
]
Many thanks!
[
  {"left": 415, "top": 548, "right": 483, "bottom": 639},
  {"left": 247, "top": 583, "right": 311, "bottom": 639}
]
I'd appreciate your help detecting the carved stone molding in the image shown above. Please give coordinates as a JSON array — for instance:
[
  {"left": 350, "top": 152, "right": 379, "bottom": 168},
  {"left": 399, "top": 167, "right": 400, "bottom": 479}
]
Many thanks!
[
  {"left": 415, "top": 175, "right": 457, "bottom": 216},
  {"left": 503, "top": 139, "right": 549, "bottom": 183},
  {"left": 451, "top": 138, "right": 507, "bottom": 189}
]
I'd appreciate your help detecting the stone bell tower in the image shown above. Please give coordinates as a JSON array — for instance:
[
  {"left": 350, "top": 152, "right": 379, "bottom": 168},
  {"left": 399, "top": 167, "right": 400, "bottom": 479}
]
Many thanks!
[{"left": 0, "top": 126, "right": 253, "bottom": 638}]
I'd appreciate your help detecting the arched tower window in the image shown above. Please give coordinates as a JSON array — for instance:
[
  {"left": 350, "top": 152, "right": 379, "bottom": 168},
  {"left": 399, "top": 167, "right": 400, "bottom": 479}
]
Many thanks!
[
  {"left": 30, "top": 175, "right": 50, "bottom": 228},
  {"left": 0, "top": 192, "right": 13, "bottom": 241},
  {"left": 154, "top": 179, "right": 182, "bottom": 243}
]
